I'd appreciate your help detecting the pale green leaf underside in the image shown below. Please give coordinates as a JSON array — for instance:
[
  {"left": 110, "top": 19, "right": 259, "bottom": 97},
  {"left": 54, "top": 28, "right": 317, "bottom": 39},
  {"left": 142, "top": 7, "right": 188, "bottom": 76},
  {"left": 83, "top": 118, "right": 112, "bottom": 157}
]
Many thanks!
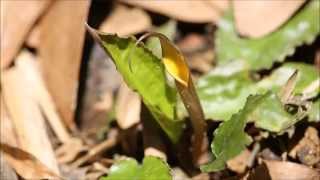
[
  {"left": 101, "top": 156, "right": 172, "bottom": 180},
  {"left": 216, "top": 0, "right": 320, "bottom": 70},
  {"left": 96, "top": 33, "right": 183, "bottom": 143}
]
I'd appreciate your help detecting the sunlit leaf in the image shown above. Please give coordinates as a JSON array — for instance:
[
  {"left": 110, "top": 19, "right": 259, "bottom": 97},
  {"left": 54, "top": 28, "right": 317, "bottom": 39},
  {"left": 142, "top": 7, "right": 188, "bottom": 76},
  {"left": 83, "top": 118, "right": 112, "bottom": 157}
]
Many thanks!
[
  {"left": 250, "top": 92, "right": 299, "bottom": 132},
  {"left": 88, "top": 29, "right": 183, "bottom": 143},
  {"left": 196, "top": 71, "right": 254, "bottom": 121},
  {"left": 257, "top": 62, "right": 319, "bottom": 97},
  {"left": 308, "top": 100, "right": 320, "bottom": 122},
  {"left": 216, "top": 0, "right": 320, "bottom": 70},
  {"left": 101, "top": 156, "right": 172, "bottom": 180}
]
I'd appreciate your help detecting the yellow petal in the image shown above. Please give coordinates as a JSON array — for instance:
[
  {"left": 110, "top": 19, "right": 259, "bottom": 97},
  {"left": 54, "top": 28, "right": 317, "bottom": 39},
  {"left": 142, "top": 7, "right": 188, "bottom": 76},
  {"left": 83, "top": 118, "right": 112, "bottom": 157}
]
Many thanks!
[
  {"left": 159, "top": 36, "right": 189, "bottom": 87},
  {"left": 136, "top": 32, "right": 190, "bottom": 86}
]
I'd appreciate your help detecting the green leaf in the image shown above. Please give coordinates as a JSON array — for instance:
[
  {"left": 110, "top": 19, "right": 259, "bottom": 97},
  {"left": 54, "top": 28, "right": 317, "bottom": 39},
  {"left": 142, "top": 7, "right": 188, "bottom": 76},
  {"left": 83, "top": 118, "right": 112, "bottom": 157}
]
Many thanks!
[
  {"left": 101, "top": 156, "right": 172, "bottom": 180},
  {"left": 200, "top": 94, "right": 271, "bottom": 172},
  {"left": 146, "top": 20, "right": 177, "bottom": 58},
  {"left": 257, "top": 62, "right": 319, "bottom": 97},
  {"left": 216, "top": 0, "right": 320, "bottom": 70},
  {"left": 197, "top": 70, "right": 255, "bottom": 121},
  {"left": 177, "top": 61, "right": 255, "bottom": 121},
  {"left": 250, "top": 92, "right": 298, "bottom": 132},
  {"left": 308, "top": 100, "right": 320, "bottom": 122},
  {"left": 92, "top": 32, "right": 183, "bottom": 143}
]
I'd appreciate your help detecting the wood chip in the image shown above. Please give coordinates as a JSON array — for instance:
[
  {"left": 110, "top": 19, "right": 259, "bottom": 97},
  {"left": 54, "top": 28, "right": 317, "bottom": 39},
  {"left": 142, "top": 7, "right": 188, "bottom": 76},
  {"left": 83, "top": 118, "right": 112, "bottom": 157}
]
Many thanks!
[
  {"left": 116, "top": 82, "right": 141, "bottom": 129},
  {"left": 120, "top": 0, "right": 228, "bottom": 23},
  {"left": 38, "top": 0, "right": 90, "bottom": 130},
  {"left": 233, "top": 0, "right": 306, "bottom": 38},
  {"left": 1, "top": 143, "right": 61, "bottom": 179},
  {"left": 289, "top": 127, "right": 320, "bottom": 166},
  {"left": 227, "top": 149, "right": 251, "bottom": 174},
  {"left": 0, "top": 0, "right": 52, "bottom": 69},
  {"left": 99, "top": 4, "right": 151, "bottom": 36},
  {"left": 248, "top": 160, "right": 320, "bottom": 180}
]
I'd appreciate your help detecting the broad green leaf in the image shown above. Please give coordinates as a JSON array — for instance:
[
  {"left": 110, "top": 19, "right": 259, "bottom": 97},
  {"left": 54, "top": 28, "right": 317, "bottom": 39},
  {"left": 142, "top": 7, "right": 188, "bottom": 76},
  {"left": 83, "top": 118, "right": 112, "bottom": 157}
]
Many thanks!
[
  {"left": 101, "top": 156, "right": 172, "bottom": 180},
  {"left": 216, "top": 0, "right": 320, "bottom": 70},
  {"left": 250, "top": 92, "right": 298, "bottom": 132},
  {"left": 146, "top": 20, "right": 177, "bottom": 58},
  {"left": 257, "top": 62, "right": 319, "bottom": 97},
  {"left": 197, "top": 71, "right": 255, "bottom": 121},
  {"left": 92, "top": 32, "right": 183, "bottom": 143},
  {"left": 308, "top": 100, "right": 320, "bottom": 122},
  {"left": 200, "top": 94, "right": 270, "bottom": 172}
]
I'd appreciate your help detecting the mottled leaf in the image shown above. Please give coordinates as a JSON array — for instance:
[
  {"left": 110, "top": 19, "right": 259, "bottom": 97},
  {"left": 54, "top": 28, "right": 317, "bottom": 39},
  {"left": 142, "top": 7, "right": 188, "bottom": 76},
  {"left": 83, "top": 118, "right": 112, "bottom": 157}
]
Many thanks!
[
  {"left": 216, "top": 0, "right": 320, "bottom": 70},
  {"left": 196, "top": 71, "right": 255, "bottom": 121},
  {"left": 101, "top": 156, "right": 172, "bottom": 180},
  {"left": 257, "top": 62, "right": 319, "bottom": 97},
  {"left": 250, "top": 92, "right": 298, "bottom": 132}
]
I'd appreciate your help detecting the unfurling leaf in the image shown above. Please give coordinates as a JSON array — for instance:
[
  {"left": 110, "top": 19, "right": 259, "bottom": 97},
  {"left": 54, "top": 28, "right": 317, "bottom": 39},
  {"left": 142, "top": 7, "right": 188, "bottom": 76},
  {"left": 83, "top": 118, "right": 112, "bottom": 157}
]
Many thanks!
[
  {"left": 87, "top": 26, "right": 183, "bottom": 143},
  {"left": 138, "top": 32, "right": 190, "bottom": 86},
  {"left": 137, "top": 32, "right": 208, "bottom": 165}
]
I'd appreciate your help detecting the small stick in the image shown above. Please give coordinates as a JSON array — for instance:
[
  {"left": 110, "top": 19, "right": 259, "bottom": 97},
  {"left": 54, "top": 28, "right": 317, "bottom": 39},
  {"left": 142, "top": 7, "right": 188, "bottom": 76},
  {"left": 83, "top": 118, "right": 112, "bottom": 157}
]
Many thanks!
[{"left": 71, "top": 129, "right": 118, "bottom": 168}]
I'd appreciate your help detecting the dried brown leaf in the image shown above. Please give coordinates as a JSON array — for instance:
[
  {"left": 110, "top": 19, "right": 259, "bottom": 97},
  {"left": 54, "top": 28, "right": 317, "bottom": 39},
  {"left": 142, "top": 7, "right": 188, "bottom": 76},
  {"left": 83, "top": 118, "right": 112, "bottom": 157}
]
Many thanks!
[
  {"left": 116, "top": 82, "right": 141, "bottom": 129},
  {"left": 0, "top": 156, "right": 18, "bottom": 180},
  {"left": 38, "top": 0, "right": 90, "bottom": 130},
  {"left": 99, "top": 4, "right": 151, "bottom": 36},
  {"left": 233, "top": 0, "right": 306, "bottom": 38},
  {"left": 248, "top": 160, "right": 320, "bottom": 180},
  {"left": 120, "top": 0, "right": 228, "bottom": 23},
  {"left": 0, "top": 0, "right": 52, "bottom": 69},
  {"left": 0, "top": 143, "right": 61, "bottom": 179},
  {"left": 1, "top": 55, "right": 60, "bottom": 174}
]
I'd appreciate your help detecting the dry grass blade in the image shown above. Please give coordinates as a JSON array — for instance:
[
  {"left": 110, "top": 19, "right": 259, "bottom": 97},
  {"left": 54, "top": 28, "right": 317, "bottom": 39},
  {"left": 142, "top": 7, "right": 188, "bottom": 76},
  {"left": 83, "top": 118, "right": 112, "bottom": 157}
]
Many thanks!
[
  {"left": 39, "top": 0, "right": 90, "bottom": 131},
  {"left": 0, "top": 157, "right": 18, "bottom": 180},
  {"left": 16, "top": 51, "right": 71, "bottom": 143},
  {"left": 0, "top": 0, "right": 52, "bottom": 69},
  {"left": 279, "top": 69, "right": 298, "bottom": 103},
  {"left": 0, "top": 143, "right": 62, "bottom": 179},
  {"left": 1, "top": 57, "right": 60, "bottom": 174},
  {"left": 71, "top": 129, "right": 119, "bottom": 168}
]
